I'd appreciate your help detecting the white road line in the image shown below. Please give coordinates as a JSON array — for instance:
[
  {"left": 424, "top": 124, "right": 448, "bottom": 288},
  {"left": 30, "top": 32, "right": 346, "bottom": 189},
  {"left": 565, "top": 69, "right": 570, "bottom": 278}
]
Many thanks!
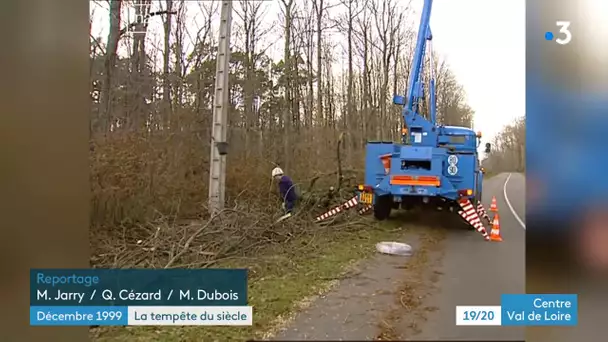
[{"left": 503, "top": 173, "right": 526, "bottom": 229}]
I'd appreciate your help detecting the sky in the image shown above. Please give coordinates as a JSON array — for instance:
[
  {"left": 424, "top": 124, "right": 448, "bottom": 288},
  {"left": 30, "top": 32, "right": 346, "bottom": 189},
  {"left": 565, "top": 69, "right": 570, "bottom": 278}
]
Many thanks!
[
  {"left": 90, "top": 0, "right": 525, "bottom": 145},
  {"left": 429, "top": 0, "right": 525, "bottom": 145}
]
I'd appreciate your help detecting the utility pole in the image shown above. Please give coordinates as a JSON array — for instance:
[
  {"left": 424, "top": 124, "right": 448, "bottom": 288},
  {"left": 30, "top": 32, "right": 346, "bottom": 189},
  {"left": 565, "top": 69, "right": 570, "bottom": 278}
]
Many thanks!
[{"left": 208, "top": 0, "right": 233, "bottom": 215}]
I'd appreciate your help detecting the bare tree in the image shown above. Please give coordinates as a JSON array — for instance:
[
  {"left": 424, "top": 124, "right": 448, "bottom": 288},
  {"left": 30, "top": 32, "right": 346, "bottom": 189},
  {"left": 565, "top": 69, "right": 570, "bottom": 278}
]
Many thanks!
[
  {"left": 280, "top": 0, "right": 296, "bottom": 170},
  {"left": 192, "top": 1, "right": 219, "bottom": 115},
  {"left": 354, "top": 0, "right": 372, "bottom": 142},
  {"left": 97, "top": 0, "right": 122, "bottom": 134},
  {"left": 127, "top": 0, "right": 152, "bottom": 130},
  {"left": 435, "top": 66, "right": 473, "bottom": 127},
  {"left": 371, "top": 0, "right": 403, "bottom": 140},
  {"left": 338, "top": 0, "right": 364, "bottom": 161},
  {"left": 172, "top": 0, "right": 186, "bottom": 116},
  {"left": 236, "top": 0, "right": 267, "bottom": 157},
  {"left": 483, "top": 117, "right": 525, "bottom": 173},
  {"left": 302, "top": 4, "right": 315, "bottom": 129},
  {"left": 161, "top": 0, "right": 174, "bottom": 126}
]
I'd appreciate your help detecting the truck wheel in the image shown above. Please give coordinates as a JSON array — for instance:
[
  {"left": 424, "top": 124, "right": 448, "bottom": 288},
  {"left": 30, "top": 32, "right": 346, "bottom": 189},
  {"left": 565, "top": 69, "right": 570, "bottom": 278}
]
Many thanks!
[{"left": 373, "top": 195, "right": 392, "bottom": 221}]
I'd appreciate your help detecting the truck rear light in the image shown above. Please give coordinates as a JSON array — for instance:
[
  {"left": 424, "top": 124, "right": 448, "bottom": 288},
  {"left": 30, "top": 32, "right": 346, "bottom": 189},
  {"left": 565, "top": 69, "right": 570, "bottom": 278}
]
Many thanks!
[
  {"left": 458, "top": 189, "right": 473, "bottom": 196},
  {"left": 418, "top": 176, "right": 438, "bottom": 182},
  {"left": 390, "top": 175, "right": 440, "bottom": 186},
  {"left": 357, "top": 185, "right": 374, "bottom": 192},
  {"left": 379, "top": 154, "right": 391, "bottom": 174}
]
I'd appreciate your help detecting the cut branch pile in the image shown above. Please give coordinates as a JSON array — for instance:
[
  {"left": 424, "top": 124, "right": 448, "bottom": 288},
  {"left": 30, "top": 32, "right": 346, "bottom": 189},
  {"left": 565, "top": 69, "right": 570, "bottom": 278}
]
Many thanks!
[{"left": 91, "top": 184, "right": 371, "bottom": 270}]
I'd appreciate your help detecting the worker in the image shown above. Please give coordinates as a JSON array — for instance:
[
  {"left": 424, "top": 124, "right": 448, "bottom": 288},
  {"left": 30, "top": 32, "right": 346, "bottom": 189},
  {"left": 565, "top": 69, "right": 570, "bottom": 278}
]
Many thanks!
[{"left": 271, "top": 167, "right": 298, "bottom": 213}]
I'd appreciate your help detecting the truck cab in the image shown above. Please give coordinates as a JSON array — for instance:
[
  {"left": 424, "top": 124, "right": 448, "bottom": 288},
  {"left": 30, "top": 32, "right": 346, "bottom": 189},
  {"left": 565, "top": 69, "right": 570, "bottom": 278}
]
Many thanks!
[{"left": 437, "top": 126, "right": 483, "bottom": 203}]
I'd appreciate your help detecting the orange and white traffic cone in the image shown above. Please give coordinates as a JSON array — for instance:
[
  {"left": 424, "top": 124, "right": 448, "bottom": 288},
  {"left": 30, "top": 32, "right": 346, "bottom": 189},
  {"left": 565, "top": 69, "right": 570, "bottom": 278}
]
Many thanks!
[
  {"left": 489, "top": 196, "right": 498, "bottom": 212},
  {"left": 489, "top": 214, "right": 503, "bottom": 242}
]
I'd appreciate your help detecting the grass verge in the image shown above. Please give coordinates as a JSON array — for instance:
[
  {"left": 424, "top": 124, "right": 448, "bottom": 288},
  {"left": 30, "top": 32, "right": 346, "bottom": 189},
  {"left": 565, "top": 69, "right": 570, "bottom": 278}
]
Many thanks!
[{"left": 91, "top": 218, "right": 406, "bottom": 342}]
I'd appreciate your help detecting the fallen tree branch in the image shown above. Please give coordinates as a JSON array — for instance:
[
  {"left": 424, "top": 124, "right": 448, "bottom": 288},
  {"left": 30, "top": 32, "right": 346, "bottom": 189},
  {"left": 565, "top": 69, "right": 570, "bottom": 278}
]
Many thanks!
[{"left": 164, "top": 211, "right": 223, "bottom": 268}]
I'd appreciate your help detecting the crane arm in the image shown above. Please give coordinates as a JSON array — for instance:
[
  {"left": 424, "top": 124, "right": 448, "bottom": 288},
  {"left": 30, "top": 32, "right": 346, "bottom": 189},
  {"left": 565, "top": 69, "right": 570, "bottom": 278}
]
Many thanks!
[
  {"left": 393, "top": 0, "right": 437, "bottom": 146},
  {"left": 405, "top": 0, "right": 434, "bottom": 122}
]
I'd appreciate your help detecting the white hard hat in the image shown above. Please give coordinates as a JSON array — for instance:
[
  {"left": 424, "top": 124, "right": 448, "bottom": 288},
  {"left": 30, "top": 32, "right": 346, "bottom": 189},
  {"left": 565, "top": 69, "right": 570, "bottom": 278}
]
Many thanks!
[{"left": 271, "top": 167, "right": 284, "bottom": 177}]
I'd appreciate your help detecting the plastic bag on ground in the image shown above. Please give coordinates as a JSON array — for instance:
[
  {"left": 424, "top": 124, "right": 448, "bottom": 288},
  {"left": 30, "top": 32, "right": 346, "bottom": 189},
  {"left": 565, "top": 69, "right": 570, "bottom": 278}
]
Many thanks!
[{"left": 376, "top": 241, "right": 413, "bottom": 256}]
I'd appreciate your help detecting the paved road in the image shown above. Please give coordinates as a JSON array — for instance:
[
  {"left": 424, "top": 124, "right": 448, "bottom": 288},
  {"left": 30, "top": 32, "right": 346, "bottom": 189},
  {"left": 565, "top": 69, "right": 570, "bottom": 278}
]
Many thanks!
[
  {"left": 413, "top": 172, "right": 525, "bottom": 340},
  {"left": 273, "top": 172, "right": 526, "bottom": 341}
]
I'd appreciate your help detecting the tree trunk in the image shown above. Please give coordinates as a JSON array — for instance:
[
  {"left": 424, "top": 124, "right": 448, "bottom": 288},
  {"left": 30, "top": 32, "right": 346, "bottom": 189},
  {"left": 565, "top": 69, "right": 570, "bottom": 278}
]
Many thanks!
[
  {"left": 98, "top": 0, "right": 122, "bottom": 134},
  {"left": 280, "top": 0, "right": 294, "bottom": 171},
  {"left": 162, "top": 0, "right": 173, "bottom": 128},
  {"left": 313, "top": 0, "right": 324, "bottom": 127}
]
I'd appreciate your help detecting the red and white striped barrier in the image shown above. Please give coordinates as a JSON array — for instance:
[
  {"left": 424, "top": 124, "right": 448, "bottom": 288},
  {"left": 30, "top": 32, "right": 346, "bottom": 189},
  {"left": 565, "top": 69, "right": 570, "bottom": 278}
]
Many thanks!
[
  {"left": 358, "top": 204, "right": 372, "bottom": 215},
  {"left": 315, "top": 196, "right": 361, "bottom": 222},
  {"left": 343, "top": 196, "right": 359, "bottom": 210},
  {"left": 316, "top": 195, "right": 489, "bottom": 243},
  {"left": 458, "top": 198, "right": 489, "bottom": 241},
  {"left": 476, "top": 201, "right": 491, "bottom": 224}
]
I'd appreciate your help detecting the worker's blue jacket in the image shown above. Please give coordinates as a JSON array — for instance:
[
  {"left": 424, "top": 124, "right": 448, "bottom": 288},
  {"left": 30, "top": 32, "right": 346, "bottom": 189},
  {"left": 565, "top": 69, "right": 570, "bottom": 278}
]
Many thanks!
[{"left": 278, "top": 175, "right": 298, "bottom": 211}]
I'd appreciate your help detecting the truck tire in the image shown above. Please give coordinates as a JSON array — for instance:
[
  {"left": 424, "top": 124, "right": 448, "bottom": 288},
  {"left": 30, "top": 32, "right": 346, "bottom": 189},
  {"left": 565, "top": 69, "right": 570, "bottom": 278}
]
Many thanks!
[{"left": 374, "top": 195, "right": 392, "bottom": 221}]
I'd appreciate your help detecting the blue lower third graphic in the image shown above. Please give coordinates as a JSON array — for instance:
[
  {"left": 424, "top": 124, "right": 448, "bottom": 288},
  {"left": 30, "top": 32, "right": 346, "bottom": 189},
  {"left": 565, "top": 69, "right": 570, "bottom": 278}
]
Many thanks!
[
  {"left": 501, "top": 294, "right": 577, "bottom": 326},
  {"left": 31, "top": 306, "right": 128, "bottom": 326}
]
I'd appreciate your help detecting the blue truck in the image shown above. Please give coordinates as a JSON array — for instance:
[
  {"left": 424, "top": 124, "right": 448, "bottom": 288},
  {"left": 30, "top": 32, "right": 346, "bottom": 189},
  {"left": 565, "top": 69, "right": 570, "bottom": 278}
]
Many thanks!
[{"left": 356, "top": 0, "right": 491, "bottom": 222}]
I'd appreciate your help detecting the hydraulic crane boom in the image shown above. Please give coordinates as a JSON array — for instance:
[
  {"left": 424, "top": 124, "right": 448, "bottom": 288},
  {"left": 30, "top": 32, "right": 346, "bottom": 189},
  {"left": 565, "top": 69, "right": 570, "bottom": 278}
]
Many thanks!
[
  {"left": 345, "top": 0, "right": 492, "bottom": 242},
  {"left": 394, "top": 0, "right": 437, "bottom": 147}
]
